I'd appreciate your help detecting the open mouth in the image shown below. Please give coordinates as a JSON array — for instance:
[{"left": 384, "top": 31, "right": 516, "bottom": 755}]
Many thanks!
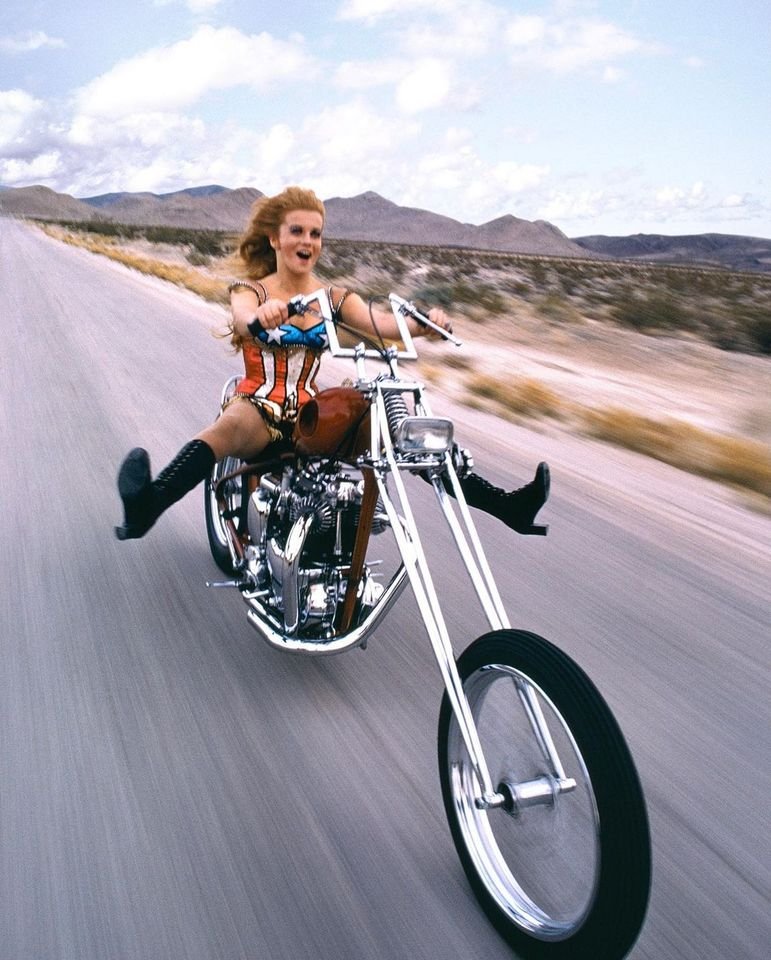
[{"left": 297, "top": 250, "right": 312, "bottom": 261}]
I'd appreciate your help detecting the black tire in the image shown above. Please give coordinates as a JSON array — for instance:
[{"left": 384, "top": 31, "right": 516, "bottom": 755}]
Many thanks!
[
  {"left": 438, "top": 629, "right": 650, "bottom": 959},
  {"left": 204, "top": 455, "right": 246, "bottom": 575}
]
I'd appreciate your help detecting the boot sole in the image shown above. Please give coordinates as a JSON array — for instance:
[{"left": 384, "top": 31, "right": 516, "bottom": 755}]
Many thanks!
[
  {"left": 115, "top": 448, "right": 154, "bottom": 540},
  {"left": 513, "top": 462, "right": 550, "bottom": 535},
  {"left": 118, "top": 448, "right": 151, "bottom": 502}
]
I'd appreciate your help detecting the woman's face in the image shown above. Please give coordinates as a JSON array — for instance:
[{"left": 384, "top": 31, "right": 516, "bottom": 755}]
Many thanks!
[{"left": 272, "top": 209, "right": 323, "bottom": 273}]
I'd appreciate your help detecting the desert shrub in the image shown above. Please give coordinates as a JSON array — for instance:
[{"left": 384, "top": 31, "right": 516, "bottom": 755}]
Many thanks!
[
  {"left": 468, "top": 373, "right": 563, "bottom": 419},
  {"left": 185, "top": 250, "right": 210, "bottom": 266},
  {"left": 747, "top": 312, "right": 771, "bottom": 354},
  {"left": 439, "top": 352, "right": 474, "bottom": 374},
  {"left": 611, "top": 290, "right": 694, "bottom": 332},
  {"left": 535, "top": 293, "right": 578, "bottom": 323},
  {"left": 410, "top": 284, "right": 454, "bottom": 309},
  {"left": 411, "top": 281, "right": 506, "bottom": 316},
  {"left": 528, "top": 260, "right": 548, "bottom": 289},
  {"left": 501, "top": 278, "right": 532, "bottom": 297},
  {"left": 582, "top": 407, "right": 771, "bottom": 498},
  {"left": 39, "top": 218, "right": 229, "bottom": 257}
]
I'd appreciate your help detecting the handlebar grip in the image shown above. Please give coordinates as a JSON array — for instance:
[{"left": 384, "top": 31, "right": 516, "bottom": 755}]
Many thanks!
[{"left": 246, "top": 315, "right": 263, "bottom": 338}]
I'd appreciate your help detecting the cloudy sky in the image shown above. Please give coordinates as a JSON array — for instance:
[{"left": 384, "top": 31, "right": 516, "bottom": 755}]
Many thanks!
[{"left": 1, "top": 0, "right": 768, "bottom": 237}]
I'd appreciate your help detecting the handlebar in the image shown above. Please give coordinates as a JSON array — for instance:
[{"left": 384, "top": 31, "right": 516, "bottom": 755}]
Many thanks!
[{"left": 286, "top": 293, "right": 462, "bottom": 348}]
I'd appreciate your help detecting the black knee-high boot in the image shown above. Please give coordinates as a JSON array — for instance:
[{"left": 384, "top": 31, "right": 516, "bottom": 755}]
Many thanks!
[
  {"left": 427, "top": 461, "right": 550, "bottom": 535},
  {"left": 115, "top": 439, "right": 216, "bottom": 540},
  {"left": 458, "top": 462, "right": 550, "bottom": 535}
]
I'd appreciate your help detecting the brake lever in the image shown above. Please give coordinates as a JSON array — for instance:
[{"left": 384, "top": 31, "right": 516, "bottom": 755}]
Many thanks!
[
  {"left": 287, "top": 295, "right": 326, "bottom": 323},
  {"left": 286, "top": 295, "right": 304, "bottom": 318}
]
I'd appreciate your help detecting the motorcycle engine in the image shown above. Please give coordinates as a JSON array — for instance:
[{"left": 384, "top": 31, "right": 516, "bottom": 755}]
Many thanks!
[{"left": 247, "top": 463, "right": 386, "bottom": 637}]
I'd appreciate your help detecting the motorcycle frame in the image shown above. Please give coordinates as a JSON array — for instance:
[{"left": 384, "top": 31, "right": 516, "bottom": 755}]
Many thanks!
[{"left": 226, "top": 292, "right": 568, "bottom": 809}]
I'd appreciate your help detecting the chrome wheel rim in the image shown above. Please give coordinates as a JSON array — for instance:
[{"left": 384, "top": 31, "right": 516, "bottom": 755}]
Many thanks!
[{"left": 447, "top": 663, "right": 601, "bottom": 941}]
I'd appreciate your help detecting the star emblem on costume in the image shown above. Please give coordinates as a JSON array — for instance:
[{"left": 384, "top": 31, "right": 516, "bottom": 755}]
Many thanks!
[{"left": 265, "top": 326, "right": 285, "bottom": 344}]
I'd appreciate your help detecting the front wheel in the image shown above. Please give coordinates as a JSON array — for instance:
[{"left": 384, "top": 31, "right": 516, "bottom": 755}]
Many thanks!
[{"left": 438, "top": 630, "right": 650, "bottom": 959}]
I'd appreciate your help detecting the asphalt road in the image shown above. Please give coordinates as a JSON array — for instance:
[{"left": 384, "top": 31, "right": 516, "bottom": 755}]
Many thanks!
[{"left": 2, "top": 219, "right": 769, "bottom": 959}]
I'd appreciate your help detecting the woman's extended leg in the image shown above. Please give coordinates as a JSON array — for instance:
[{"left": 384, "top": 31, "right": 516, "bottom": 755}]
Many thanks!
[{"left": 115, "top": 401, "right": 272, "bottom": 540}]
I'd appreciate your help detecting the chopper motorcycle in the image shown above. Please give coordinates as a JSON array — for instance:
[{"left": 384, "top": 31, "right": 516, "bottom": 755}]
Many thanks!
[{"left": 203, "top": 291, "right": 651, "bottom": 959}]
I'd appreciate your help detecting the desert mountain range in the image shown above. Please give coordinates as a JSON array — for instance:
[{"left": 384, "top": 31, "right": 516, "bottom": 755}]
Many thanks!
[{"left": 1, "top": 183, "right": 769, "bottom": 273}]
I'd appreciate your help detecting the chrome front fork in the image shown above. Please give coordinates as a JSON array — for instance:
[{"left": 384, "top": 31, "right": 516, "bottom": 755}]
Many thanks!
[
  {"left": 372, "top": 388, "right": 576, "bottom": 810},
  {"left": 371, "top": 396, "right": 506, "bottom": 807}
]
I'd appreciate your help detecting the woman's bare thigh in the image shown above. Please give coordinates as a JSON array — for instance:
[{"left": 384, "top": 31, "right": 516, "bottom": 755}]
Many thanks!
[{"left": 195, "top": 399, "right": 273, "bottom": 460}]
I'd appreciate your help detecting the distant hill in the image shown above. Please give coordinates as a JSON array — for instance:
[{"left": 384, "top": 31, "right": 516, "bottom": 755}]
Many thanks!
[
  {"left": 0, "top": 185, "right": 98, "bottom": 221},
  {"left": 80, "top": 185, "right": 264, "bottom": 230},
  {"left": 0, "top": 183, "right": 589, "bottom": 258},
  {"left": 323, "top": 191, "right": 585, "bottom": 257},
  {"left": 2, "top": 183, "right": 770, "bottom": 271},
  {"left": 574, "top": 233, "right": 771, "bottom": 275}
]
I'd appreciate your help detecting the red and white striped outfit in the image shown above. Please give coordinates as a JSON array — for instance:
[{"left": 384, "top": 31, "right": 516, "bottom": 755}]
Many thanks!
[{"left": 227, "top": 284, "right": 348, "bottom": 441}]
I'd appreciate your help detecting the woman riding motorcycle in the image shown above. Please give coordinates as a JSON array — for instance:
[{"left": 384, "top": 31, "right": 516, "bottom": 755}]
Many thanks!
[{"left": 115, "top": 186, "right": 548, "bottom": 541}]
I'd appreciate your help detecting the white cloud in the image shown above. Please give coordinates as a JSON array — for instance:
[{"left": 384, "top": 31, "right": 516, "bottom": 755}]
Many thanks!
[
  {"left": 337, "top": 0, "right": 453, "bottom": 23},
  {"left": 0, "top": 151, "right": 61, "bottom": 186},
  {"left": 334, "top": 58, "right": 402, "bottom": 90},
  {"left": 602, "top": 66, "right": 624, "bottom": 83},
  {"left": 506, "top": 15, "right": 655, "bottom": 76},
  {"left": 396, "top": 60, "right": 453, "bottom": 114},
  {"left": 337, "top": 0, "right": 499, "bottom": 58},
  {"left": 256, "top": 123, "right": 296, "bottom": 172},
  {"left": 301, "top": 100, "right": 418, "bottom": 165},
  {"left": 537, "top": 188, "right": 615, "bottom": 224},
  {"left": 506, "top": 15, "right": 546, "bottom": 47},
  {"left": 0, "top": 89, "right": 45, "bottom": 148},
  {"left": 0, "top": 31, "right": 65, "bottom": 54},
  {"left": 245, "top": 100, "right": 424, "bottom": 199},
  {"left": 185, "top": 0, "right": 224, "bottom": 10},
  {"left": 153, "top": 0, "right": 225, "bottom": 11},
  {"left": 655, "top": 181, "right": 707, "bottom": 211},
  {"left": 534, "top": 179, "right": 768, "bottom": 232},
  {"left": 336, "top": 54, "right": 476, "bottom": 114},
  {"left": 74, "top": 26, "right": 312, "bottom": 118},
  {"left": 67, "top": 111, "right": 206, "bottom": 148},
  {"left": 490, "top": 160, "right": 550, "bottom": 195},
  {"left": 387, "top": 127, "right": 550, "bottom": 222},
  {"left": 399, "top": 1, "right": 500, "bottom": 57}
]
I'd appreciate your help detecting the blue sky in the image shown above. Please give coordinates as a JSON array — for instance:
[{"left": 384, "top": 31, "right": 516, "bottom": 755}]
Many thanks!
[{"left": 1, "top": 0, "right": 768, "bottom": 237}]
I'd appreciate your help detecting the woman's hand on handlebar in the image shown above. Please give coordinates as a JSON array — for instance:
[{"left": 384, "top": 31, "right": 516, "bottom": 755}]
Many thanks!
[
  {"left": 417, "top": 306, "right": 454, "bottom": 340},
  {"left": 230, "top": 287, "right": 291, "bottom": 338},
  {"left": 254, "top": 299, "right": 291, "bottom": 330}
]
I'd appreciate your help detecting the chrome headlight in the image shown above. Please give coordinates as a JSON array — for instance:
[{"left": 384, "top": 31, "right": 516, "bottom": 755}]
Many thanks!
[{"left": 394, "top": 417, "right": 454, "bottom": 455}]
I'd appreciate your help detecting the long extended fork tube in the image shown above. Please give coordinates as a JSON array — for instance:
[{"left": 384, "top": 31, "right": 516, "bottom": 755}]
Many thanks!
[
  {"left": 372, "top": 392, "right": 502, "bottom": 807},
  {"left": 432, "top": 465, "right": 509, "bottom": 629},
  {"left": 437, "top": 455, "right": 570, "bottom": 783}
]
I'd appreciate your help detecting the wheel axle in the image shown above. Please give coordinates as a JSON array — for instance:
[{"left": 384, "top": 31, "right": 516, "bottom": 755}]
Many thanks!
[{"left": 495, "top": 775, "right": 577, "bottom": 816}]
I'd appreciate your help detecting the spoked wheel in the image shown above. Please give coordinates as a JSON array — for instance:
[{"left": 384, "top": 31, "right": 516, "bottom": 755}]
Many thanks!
[
  {"left": 204, "top": 455, "right": 247, "bottom": 575},
  {"left": 438, "top": 630, "right": 650, "bottom": 960}
]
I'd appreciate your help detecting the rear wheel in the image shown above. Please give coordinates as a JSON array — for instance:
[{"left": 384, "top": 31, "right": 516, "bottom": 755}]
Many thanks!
[
  {"left": 438, "top": 629, "right": 650, "bottom": 959},
  {"left": 204, "top": 456, "right": 246, "bottom": 575}
]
